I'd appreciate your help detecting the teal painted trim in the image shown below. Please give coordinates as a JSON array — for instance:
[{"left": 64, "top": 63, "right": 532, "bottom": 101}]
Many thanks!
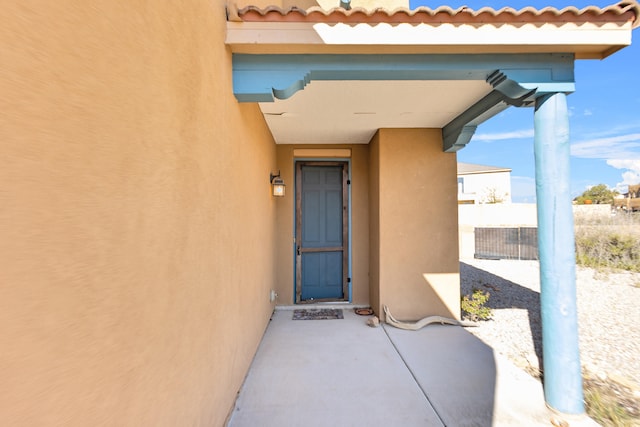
[
  {"left": 291, "top": 160, "right": 297, "bottom": 305},
  {"left": 292, "top": 158, "right": 353, "bottom": 303},
  {"left": 443, "top": 89, "right": 535, "bottom": 152},
  {"left": 232, "top": 53, "right": 575, "bottom": 102},
  {"left": 520, "top": 82, "right": 576, "bottom": 94},
  {"left": 234, "top": 71, "right": 311, "bottom": 102},
  {"left": 534, "top": 92, "right": 584, "bottom": 415},
  {"left": 346, "top": 159, "right": 352, "bottom": 302},
  {"left": 487, "top": 70, "right": 533, "bottom": 99},
  {"left": 443, "top": 124, "right": 478, "bottom": 153},
  {"left": 492, "top": 69, "right": 575, "bottom": 97}
]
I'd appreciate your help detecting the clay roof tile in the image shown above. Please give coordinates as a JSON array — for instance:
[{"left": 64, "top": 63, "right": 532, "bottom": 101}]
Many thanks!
[{"left": 233, "top": 1, "right": 640, "bottom": 27}]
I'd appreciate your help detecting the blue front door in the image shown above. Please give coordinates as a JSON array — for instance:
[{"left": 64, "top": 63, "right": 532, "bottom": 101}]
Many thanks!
[{"left": 295, "top": 162, "right": 348, "bottom": 302}]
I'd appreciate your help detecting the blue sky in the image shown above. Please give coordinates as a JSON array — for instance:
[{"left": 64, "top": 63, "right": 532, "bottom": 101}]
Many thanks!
[{"left": 410, "top": 0, "right": 640, "bottom": 202}]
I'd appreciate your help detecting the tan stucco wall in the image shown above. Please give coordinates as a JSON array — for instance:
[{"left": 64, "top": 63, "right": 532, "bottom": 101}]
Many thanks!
[
  {"left": 369, "top": 129, "right": 461, "bottom": 320},
  {"left": 1, "top": 2, "right": 277, "bottom": 426},
  {"left": 274, "top": 145, "right": 369, "bottom": 305}
]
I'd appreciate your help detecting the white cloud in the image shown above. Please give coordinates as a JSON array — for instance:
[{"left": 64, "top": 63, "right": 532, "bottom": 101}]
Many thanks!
[
  {"left": 622, "top": 170, "right": 640, "bottom": 185},
  {"left": 613, "top": 179, "right": 637, "bottom": 194},
  {"left": 472, "top": 129, "right": 534, "bottom": 142},
  {"left": 580, "top": 122, "right": 640, "bottom": 139},
  {"left": 583, "top": 109, "right": 593, "bottom": 116},
  {"left": 473, "top": 129, "right": 640, "bottom": 196},
  {"left": 606, "top": 159, "right": 640, "bottom": 173},
  {"left": 570, "top": 133, "right": 640, "bottom": 159},
  {"left": 606, "top": 159, "right": 640, "bottom": 191}
]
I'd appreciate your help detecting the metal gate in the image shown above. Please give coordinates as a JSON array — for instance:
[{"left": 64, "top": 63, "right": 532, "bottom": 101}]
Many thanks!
[{"left": 474, "top": 227, "right": 538, "bottom": 260}]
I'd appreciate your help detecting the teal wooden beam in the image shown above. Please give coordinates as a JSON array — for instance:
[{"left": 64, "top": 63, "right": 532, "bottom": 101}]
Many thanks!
[
  {"left": 443, "top": 124, "right": 479, "bottom": 153},
  {"left": 487, "top": 70, "right": 536, "bottom": 99},
  {"left": 232, "top": 53, "right": 575, "bottom": 102},
  {"left": 443, "top": 91, "right": 508, "bottom": 152},
  {"left": 443, "top": 88, "right": 535, "bottom": 152},
  {"left": 233, "top": 53, "right": 575, "bottom": 152},
  {"left": 534, "top": 92, "right": 584, "bottom": 415}
]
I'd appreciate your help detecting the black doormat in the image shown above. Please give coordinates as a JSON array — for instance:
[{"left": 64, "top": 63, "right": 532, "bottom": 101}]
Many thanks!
[{"left": 292, "top": 309, "right": 344, "bottom": 320}]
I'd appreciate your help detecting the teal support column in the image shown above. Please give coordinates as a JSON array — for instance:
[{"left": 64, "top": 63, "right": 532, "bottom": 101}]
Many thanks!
[{"left": 534, "top": 92, "right": 584, "bottom": 414}]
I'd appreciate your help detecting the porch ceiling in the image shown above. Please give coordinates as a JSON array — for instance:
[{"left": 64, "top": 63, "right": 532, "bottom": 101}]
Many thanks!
[
  {"left": 230, "top": 1, "right": 639, "bottom": 148},
  {"left": 259, "top": 80, "right": 491, "bottom": 144}
]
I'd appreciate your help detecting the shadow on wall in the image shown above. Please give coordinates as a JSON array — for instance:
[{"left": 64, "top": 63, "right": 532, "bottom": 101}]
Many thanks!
[{"left": 460, "top": 262, "right": 543, "bottom": 370}]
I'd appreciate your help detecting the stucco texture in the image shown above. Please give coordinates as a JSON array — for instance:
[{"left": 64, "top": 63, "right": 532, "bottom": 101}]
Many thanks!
[
  {"left": 370, "top": 129, "right": 461, "bottom": 320},
  {"left": 275, "top": 137, "right": 460, "bottom": 320},
  {"left": 0, "top": 2, "right": 276, "bottom": 426},
  {"left": 274, "top": 145, "right": 370, "bottom": 305}
]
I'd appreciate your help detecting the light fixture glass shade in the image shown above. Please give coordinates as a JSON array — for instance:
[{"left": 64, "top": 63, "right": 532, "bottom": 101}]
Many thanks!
[{"left": 272, "top": 178, "right": 285, "bottom": 197}]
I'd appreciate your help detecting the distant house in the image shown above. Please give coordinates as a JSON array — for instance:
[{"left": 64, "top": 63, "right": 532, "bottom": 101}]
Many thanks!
[
  {"left": 457, "top": 162, "right": 512, "bottom": 204},
  {"left": 613, "top": 183, "right": 640, "bottom": 211}
]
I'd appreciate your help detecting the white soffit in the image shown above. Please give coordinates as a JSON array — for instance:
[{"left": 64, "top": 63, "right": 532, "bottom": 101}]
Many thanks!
[
  {"left": 226, "top": 21, "right": 633, "bottom": 57},
  {"left": 259, "top": 80, "right": 491, "bottom": 144}
]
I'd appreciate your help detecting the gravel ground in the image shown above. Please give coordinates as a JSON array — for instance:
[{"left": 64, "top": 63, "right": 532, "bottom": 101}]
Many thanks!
[{"left": 460, "top": 258, "right": 640, "bottom": 389}]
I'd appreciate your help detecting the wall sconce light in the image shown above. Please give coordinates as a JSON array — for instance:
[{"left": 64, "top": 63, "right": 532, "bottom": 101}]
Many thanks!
[{"left": 270, "top": 171, "right": 286, "bottom": 197}]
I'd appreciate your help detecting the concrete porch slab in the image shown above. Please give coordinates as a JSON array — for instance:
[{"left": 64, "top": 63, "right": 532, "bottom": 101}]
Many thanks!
[
  {"left": 384, "top": 324, "right": 550, "bottom": 426},
  {"left": 227, "top": 309, "right": 598, "bottom": 427},
  {"left": 228, "top": 309, "right": 442, "bottom": 426}
]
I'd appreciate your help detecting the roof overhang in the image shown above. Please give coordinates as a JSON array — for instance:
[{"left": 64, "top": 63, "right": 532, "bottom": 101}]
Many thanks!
[
  {"left": 226, "top": 2, "right": 639, "bottom": 151},
  {"left": 258, "top": 80, "right": 492, "bottom": 145},
  {"left": 227, "top": 20, "right": 634, "bottom": 59},
  {"left": 458, "top": 162, "right": 513, "bottom": 175},
  {"left": 232, "top": 52, "right": 573, "bottom": 151},
  {"left": 227, "top": 2, "right": 639, "bottom": 59}
]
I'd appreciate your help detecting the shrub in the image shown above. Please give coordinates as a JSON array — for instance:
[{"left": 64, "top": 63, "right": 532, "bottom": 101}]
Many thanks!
[
  {"left": 461, "top": 288, "right": 492, "bottom": 321},
  {"left": 575, "top": 229, "right": 640, "bottom": 272},
  {"left": 583, "top": 376, "right": 639, "bottom": 427},
  {"left": 574, "top": 184, "right": 619, "bottom": 205}
]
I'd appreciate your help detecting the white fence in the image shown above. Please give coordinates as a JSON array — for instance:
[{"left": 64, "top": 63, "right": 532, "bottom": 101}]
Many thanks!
[{"left": 458, "top": 204, "right": 612, "bottom": 259}]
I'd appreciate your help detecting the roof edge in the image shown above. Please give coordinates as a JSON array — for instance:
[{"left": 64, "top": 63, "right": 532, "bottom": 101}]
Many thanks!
[
  {"left": 457, "top": 162, "right": 513, "bottom": 174},
  {"left": 231, "top": 1, "right": 640, "bottom": 28}
]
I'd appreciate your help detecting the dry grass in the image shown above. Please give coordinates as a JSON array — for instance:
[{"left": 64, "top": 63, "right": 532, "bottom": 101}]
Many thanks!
[
  {"left": 583, "top": 374, "right": 640, "bottom": 427},
  {"left": 574, "top": 212, "right": 640, "bottom": 425},
  {"left": 574, "top": 210, "right": 640, "bottom": 227},
  {"left": 575, "top": 212, "right": 640, "bottom": 273},
  {"left": 526, "top": 369, "right": 640, "bottom": 427}
]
